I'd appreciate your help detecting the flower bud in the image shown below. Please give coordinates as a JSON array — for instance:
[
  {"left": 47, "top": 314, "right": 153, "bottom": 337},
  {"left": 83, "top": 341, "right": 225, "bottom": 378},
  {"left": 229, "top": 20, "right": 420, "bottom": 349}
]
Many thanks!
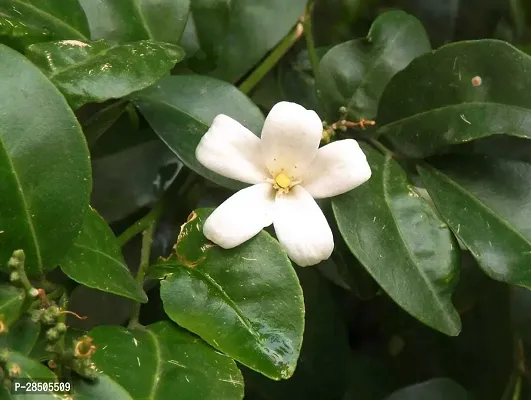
[{"left": 9, "top": 271, "right": 19, "bottom": 282}]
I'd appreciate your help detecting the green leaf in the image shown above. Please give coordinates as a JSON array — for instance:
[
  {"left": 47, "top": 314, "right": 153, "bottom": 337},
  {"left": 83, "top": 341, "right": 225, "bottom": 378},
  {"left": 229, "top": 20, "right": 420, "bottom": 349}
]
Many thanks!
[
  {"left": 332, "top": 145, "right": 461, "bottom": 336},
  {"left": 92, "top": 139, "right": 179, "bottom": 223},
  {"left": 26, "top": 39, "right": 185, "bottom": 109},
  {"left": 378, "top": 40, "right": 531, "bottom": 158},
  {"left": 0, "top": 15, "right": 51, "bottom": 51},
  {"left": 244, "top": 268, "right": 349, "bottom": 399},
  {"left": 133, "top": 75, "right": 264, "bottom": 190},
  {"left": 0, "top": 44, "right": 91, "bottom": 276},
  {"left": 316, "top": 10, "right": 431, "bottom": 121},
  {"left": 0, "top": 0, "right": 89, "bottom": 40},
  {"left": 81, "top": 100, "right": 127, "bottom": 148},
  {"left": 60, "top": 207, "right": 147, "bottom": 303},
  {"left": 0, "top": 317, "right": 39, "bottom": 354},
  {"left": 385, "top": 378, "right": 469, "bottom": 399},
  {"left": 158, "top": 208, "right": 304, "bottom": 380},
  {"left": 78, "top": 0, "right": 190, "bottom": 44},
  {"left": 5, "top": 350, "right": 56, "bottom": 379},
  {"left": 73, "top": 374, "right": 132, "bottom": 400},
  {"left": 90, "top": 321, "right": 244, "bottom": 400},
  {"left": 418, "top": 155, "right": 531, "bottom": 287},
  {"left": 190, "top": 0, "right": 306, "bottom": 82},
  {"left": 0, "top": 284, "right": 24, "bottom": 328}
]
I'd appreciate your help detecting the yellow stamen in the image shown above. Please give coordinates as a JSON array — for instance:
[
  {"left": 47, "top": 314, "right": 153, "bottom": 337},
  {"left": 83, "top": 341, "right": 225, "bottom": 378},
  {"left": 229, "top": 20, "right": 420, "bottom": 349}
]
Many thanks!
[{"left": 274, "top": 172, "right": 291, "bottom": 189}]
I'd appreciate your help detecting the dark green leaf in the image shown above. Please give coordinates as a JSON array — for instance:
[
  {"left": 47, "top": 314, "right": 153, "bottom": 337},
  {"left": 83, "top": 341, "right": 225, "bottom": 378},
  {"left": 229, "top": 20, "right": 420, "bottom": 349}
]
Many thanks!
[
  {"left": 316, "top": 11, "right": 431, "bottom": 121},
  {"left": 67, "top": 286, "right": 133, "bottom": 331},
  {"left": 90, "top": 321, "right": 244, "bottom": 399},
  {"left": 0, "top": 317, "right": 39, "bottom": 354},
  {"left": 81, "top": 100, "right": 127, "bottom": 148},
  {"left": 159, "top": 208, "right": 304, "bottom": 380},
  {"left": 0, "top": 44, "right": 91, "bottom": 276},
  {"left": 190, "top": 0, "right": 306, "bottom": 82},
  {"left": 418, "top": 155, "right": 531, "bottom": 286},
  {"left": 92, "top": 139, "right": 179, "bottom": 223},
  {"left": 133, "top": 75, "right": 264, "bottom": 190},
  {"left": 73, "top": 374, "right": 132, "bottom": 400},
  {"left": 0, "top": 284, "right": 24, "bottom": 328},
  {"left": 60, "top": 207, "right": 147, "bottom": 303},
  {"left": 0, "top": 0, "right": 89, "bottom": 40},
  {"left": 78, "top": 0, "right": 190, "bottom": 44},
  {"left": 26, "top": 39, "right": 184, "bottom": 109},
  {"left": 0, "top": 15, "right": 51, "bottom": 51},
  {"left": 378, "top": 40, "right": 531, "bottom": 158},
  {"left": 245, "top": 268, "right": 349, "bottom": 399},
  {"left": 385, "top": 378, "right": 469, "bottom": 399},
  {"left": 332, "top": 145, "right": 461, "bottom": 336}
]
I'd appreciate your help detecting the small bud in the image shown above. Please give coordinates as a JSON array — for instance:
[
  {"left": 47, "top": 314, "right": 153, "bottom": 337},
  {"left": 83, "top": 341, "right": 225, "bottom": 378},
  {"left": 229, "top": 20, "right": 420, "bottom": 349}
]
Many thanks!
[
  {"left": 45, "top": 344, "right": 57, "bottom": 353},
  {"left": 30, "top": 309, "right": 44, "bottom": 323},
  {"left": 46, "top": 328, "right": 60, "bottom": 342},
  {"left": 8, "top": 250, "right": 25, "bottom": 269},
  {"left": 338, "top": 106, "right": 347, "bottom": 115},
  {"left": 55, "top": 322, "right": 67, "bottom": 333},
  {"left": 339, "top": 125, "right": 347, "bottom": 132},
  {"left": 0, "top": 349, "right": 9, "bottom": 362},
  {"left": 9, "top": 271, "right": 19, "bottom": 282},
  {"left": 28, "top": 288, "right": 39, "bottom": 298},
  {"left": 322, "top": 120, "right": 328, "bottom": 128},
  {"left": 7, "top": 363, "right": 20, "bottom": 378},
  {"left": 42, "top": 306, "right": 60, "bottom": 325}
]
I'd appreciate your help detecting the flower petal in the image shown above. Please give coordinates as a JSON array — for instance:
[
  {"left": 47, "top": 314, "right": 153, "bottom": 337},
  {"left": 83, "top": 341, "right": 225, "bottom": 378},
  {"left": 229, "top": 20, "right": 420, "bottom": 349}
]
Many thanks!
[
  {"left": 203, "top": 183, "right": 275, "bottom": 248},
  {"left": 196, "top": 114, "right": 269, "bottom": 184},
  {"left": 260, "top": 102, "right": 323, "bottom": 179},
  {"left": 273, "top": 186, "right": 334, "bottom": 266},
  {"left": 302, "top": 139, "right": 371, "bottom": 199}
]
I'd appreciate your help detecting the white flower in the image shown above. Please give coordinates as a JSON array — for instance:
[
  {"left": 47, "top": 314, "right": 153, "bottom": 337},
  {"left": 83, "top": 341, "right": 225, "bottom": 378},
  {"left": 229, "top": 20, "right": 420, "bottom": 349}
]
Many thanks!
[{"left": 195, "top": 101, "right": 371, "bottom": 266}]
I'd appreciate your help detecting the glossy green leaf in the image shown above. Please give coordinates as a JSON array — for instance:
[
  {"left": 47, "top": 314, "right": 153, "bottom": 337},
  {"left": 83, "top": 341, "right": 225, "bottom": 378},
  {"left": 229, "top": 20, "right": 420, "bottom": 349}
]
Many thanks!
[
  {"left": 90, "top": 321, "right": 244, "bottom": 400},
  {"left": 0, "top": 15, "right": 51, "bottom": 51},
  {"left": 0, "top": 44, "right": 91, "bottom": 276},
  {"left": 316, "top": 11, "right": 430, "bottom": 121},
  {"left": 133, "top": 75, "right": 264, "bottom": 190},
  {"left": 0, "top": 0, "right": 89, "bottom": 40},
  {"left": 332, "top": 145, "right": 461, "bottom": 336},
  {"left": 26, "top": 39, "right": 184, "bottom": 109},
  {"left": 60, "top": 207, "right": 147, "bottom": 303},
  {"left": 418, "top": 155, "right": 531, "bottom": 287},
  {"left": 73, "top": 374, "right": 132, "bottom": 400},
  {"left": 190, "top": 0, "right": 306, "bottom": 82},
  {"left": 81, "top": 100, "right": 127, "bottom": 148},
  {"left": 0, "top": 317, "right": 39, "bottom": 354},
  {"left": 378, "top": 40, "right": 531, "bottom": 158},
  {"left": 158, "top": 208, "right": 304, "bottom": 380},
  {"left": 245, "top": 268, "right": 349, "bottom": 399},
  {"left": 78, "top": 0, "right": 190, "bottom": 43},
  {"left": 5, "top": 350, "right": 56, "bottom": 379},
  {"left": 0, "top": 284, "right": 24, "bottom": 328},
  {"left": 386, "top": 378, "right": 469, "bottom": 399}
]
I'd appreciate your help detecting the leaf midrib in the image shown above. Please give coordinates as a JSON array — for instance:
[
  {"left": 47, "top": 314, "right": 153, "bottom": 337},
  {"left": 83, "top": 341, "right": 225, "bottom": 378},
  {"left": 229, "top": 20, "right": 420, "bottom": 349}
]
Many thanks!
[
  {"left": 0, "top": 136, "right": 43, "bottom": 275},
  {"left": 145, "top": 329, "right": 162, "bottom": 400},
  {"left": 0, "top": 290, "right": 23, "bottom": 313},
  {"left": 425, "top": 166, "right": 531, "bottom": 255},
  {"left": 9, "top": 0, "right": 87, "bottom": 40},
  {"left": 185, "top": 267, "right": 262, "bottom": 341},
  {"left": 381, "top": 156, "right": 459, "bottom": 331},
  {"left": 378, "top": 101, "right": 531, "bottom": 132}
]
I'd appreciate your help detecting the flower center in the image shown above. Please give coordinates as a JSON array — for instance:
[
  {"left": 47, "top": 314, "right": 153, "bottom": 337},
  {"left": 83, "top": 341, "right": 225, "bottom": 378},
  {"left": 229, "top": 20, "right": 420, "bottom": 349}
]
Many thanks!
[{"left": 274, "top": 172, "right": 291, "bottom": 189}]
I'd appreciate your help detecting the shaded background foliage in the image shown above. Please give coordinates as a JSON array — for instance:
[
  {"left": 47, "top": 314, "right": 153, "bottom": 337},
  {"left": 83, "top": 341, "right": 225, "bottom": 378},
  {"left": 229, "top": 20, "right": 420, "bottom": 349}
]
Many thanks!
[{"left": 1, "top": 0, "right": 531, "bottom": 399}]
